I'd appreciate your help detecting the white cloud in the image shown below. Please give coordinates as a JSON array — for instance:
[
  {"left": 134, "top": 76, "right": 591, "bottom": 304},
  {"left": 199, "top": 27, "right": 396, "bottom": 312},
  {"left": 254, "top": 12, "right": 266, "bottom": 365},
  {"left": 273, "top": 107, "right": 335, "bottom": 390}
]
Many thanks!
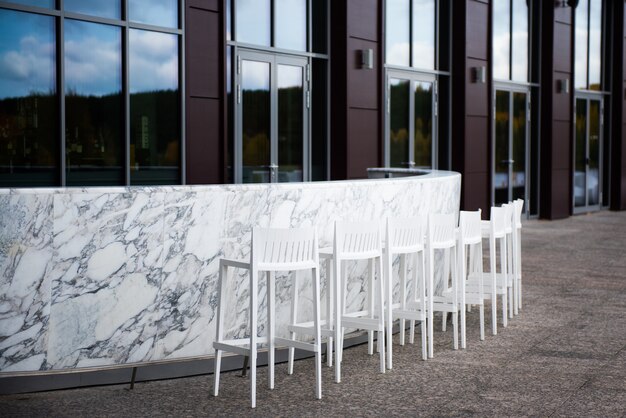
[
  {"left": 129, "top": 30, "right": 178, "bottom": 93},
  {"left": 0, "top": 35, "right": 55, "bottom": 98}
]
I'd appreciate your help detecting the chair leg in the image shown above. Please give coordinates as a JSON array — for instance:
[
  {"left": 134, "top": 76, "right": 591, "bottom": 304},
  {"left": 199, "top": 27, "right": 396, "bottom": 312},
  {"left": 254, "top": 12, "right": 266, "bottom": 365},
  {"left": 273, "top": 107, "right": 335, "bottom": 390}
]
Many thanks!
[
  {"left": 288, "top": 271, "right": 300, "bottom": 375},
  {"left": 267, "top": 272, "right": 275, "bottom": 390},
  {"left": 368, "top": 259, "right": 375, "bottom": 356},
  {"left": 376, "top": 256, "right": 386, "bottom": 373},
  {"left": 428, "top": 248, "right": 434, "bottom": 358},
  {"left": 421, "top": 318, "right": 427, "bottom": 360},
  {"left": 385, "top": 252, "right": 394, "bottom": 370},
  {"left": 490, "top": 236, "right": 498, "bottom": 336},
  {"left": 500, "top": 238, "right": 508, "bottom": 328},
  {"left": 213, "top": 261, "right": 228, "bottom": 397},
  {"left": 400, "top": 255, "right": 407, "bottom": 346},
  {"left": 442, "top": 312, "right": 447, "bottom": 332},
  {"left": 479, "top": 303, "right": 485, "bottom": 341},
  {"left": 250, "top": 270, "right": 259, "bottom": 408},
  {"left": 452, "top": 311, "right": 458, "bottom": 350},
  {"left": 334, "top": 258, "right": 342, "bottom": 383},
  {"left": 312, "top": 267, "right": 323, "bottom": 400},
  {"left": 326, "top": 259, "right": 333, "bottom": 368}
]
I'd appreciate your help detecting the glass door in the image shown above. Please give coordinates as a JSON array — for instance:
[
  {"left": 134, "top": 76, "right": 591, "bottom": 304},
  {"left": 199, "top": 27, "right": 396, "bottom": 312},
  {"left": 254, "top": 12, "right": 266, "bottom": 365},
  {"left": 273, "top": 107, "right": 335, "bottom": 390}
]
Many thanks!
[
  {"left": 574, "top": 96, "right": 602, "bottom": 212},
  {"left": 386, "top": 71, "right": 436, "bottom": 169},
  {"left": 236, "top": 50, "right": 309, "bottom": 183},
  {"left": 493, "top": 88, "right": 529, "bottom": 206}
]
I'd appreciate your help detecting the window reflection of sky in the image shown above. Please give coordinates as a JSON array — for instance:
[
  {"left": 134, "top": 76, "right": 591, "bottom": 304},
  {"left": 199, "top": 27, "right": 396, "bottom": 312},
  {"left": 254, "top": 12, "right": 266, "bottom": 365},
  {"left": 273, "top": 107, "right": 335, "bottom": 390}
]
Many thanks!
[
  {"left": 511, "top": 0, "right": 527, "bottom": 82},
  {"left": 493, "top": 0, "right": 510, "bottom": 80},
  {"left": 129, "top": 0, "right": 178, "bottom": 28},
  {"left": 275, "top": 0, "right": 307, "bottom": 51},
  {"left": 65, "top": 20, "right": 121, "bottom": 97},
  {"left": 0, "top": 9, "right": 55, "bottom": 99},
  {"left": 4, "top": 0, "right": 53, "bottom": 8},
  {"left": 236, "top": 0, "right": 271, "bottom": 46},
  {"left": 493, "top": 0, "right": 528, "bottom": 82},
  {"left": 412, "top": 0, "right": 435, "bottom": 70},
  {"left": 65, "top": 0, "right": 121, "bottom": 19},
  {"left": 386, "top": 0, "right": 410, "bottom": 66},
  {"left": 587, "top": 0, "right": 602, "bottom": 89},
  {"left": 130, "top": 29, "right": 178, "bottom": 93}
]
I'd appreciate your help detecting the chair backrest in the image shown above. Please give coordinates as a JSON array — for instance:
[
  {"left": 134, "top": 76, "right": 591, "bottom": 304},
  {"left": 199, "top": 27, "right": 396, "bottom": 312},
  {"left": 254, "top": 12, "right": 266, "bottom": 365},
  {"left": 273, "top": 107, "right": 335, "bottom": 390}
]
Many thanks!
[
  {"left": 334, "top": 220, "right": 382, "bottom": 260},
  {"left": 386, "top": 216, "right": 425, "bottom": 254},
  {"left": 514, "top": 199, "right": 524, "bottom": 229},
  {"left": 503, "top": 203, "right": 513, "bottom": 234},
  {"left": 459, "top": 210, "right": 482, "bottom": 246},
  {"left": 252, "top": 227, "right": 318, "bottom": 271},
  {"left": 490, "top": 206, "right": 506, "bottom": 237},
  {"left": 427, "top": 213, "right": 456, "bottom": 249}
]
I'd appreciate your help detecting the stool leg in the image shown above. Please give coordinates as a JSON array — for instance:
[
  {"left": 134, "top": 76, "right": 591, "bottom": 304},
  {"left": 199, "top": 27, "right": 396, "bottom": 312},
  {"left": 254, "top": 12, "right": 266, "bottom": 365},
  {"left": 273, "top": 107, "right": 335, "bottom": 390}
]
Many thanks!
[
  {"left": 288, "top": 271, "right": 300, "bottom": 375},
  {"left": 500, "top": 238, "right": 508, "bottom": 328},
  {"left": 386, "top": 253, "right": 394, "bottom": 370},
  {"left": 507, "top": 237, "right": 514, "bottom": 319},
  {"left": 376, "top": 256, "right": 386, "bottom": 373},
  {"left": 458, "top": 246, "right": 466, "bottom": 350},
  {"left": 267, "top": 271, "right": 275, "bottom": 389},
  {"left": 427, "top": 246, "right": 434, "bottom": 358},
  {"left": 250, "top": 269, "right": 259, "bottom": 408},
  {"left": 213, "top": 262, "right": 227, "bottom": 397},
  {"left": 326, "top": 259, "right": 333, "bottom": 367},
  {"left": 442, "top": 249, "right": 449, "bottom": 333},
  {"left": 419, "top": 251, "right": 427, "bottom": 360},
  {"left": 312, "top": 266, "right": 323, "bottom": 399},
  {"left": 490, "top": 235, "right": 498, "bottom": 336},
  {"left": 334, "top": 257, "right": 342, "bottom": 383},
  {"left": 400, "top": 254, "right": 407, "bottom": 346},
  {"left": 367, "top": 258, "right": 375, "bottom": 356},
  {"left": 339, "top": 261, "right": 348, "bottom": 361}
]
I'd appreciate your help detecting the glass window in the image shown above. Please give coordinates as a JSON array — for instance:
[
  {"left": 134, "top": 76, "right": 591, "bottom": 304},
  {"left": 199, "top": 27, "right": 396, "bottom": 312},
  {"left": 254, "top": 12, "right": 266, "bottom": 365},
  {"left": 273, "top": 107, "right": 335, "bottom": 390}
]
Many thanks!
[
  {"left": 236, "top": 0, "right": 271, "bottom": 47},
  {"left": 493, "top": 0, "right": 511, "bottom": 80},
  {"left": 277, "top": 64, "right": 304, "bottom": 181},
  {"left": 65, "top": 20, "right": 123, "bottom": 186},
  {"left": 275, "top": 0, "right": 307, "bottom": 51},
  {"left": 129, "top": 0, "right": 178, "bottom": 29},
  {"left": 412, "top": 0, "right": 435, "bottom": 70},
  {"left": 312, "top": 0, "right": 328, "bottom": 54},
  {"left": 129, "top": 29, "right": 180, "bottom": 185},
  {"left": 414, "top": 81, "right": 433, "bottom": 168},
  {"left": 4, "top": 0, "right": 53, "bottom": 8},
  {"left": 588, "top": 0, "right": 602, "bottom": 90},
  {"left": 386, "top": 0, "right": 410, "bottom": 66},
  {"left": 511, "top": 0, "right": 528, "bottom": 82},
  {"left": 65, "top": 0, "right": 121, "bottom": 19},
  {"left": 389, "top": 79, "right": 410, "bottom": 167},
  {"left": 575, "top": 0, "right": 589, "bottom": 90},
  {"left": 0, "top": 9, "right": 57, "bottom": 187}
]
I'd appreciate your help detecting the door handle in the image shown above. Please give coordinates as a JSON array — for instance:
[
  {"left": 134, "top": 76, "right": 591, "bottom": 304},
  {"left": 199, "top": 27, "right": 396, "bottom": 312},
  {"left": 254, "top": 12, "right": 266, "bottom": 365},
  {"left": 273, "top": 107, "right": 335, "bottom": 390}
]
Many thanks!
[
  {"left": 267, "top": 164, "right": 279, "bottom": 170},
  {"left": 501, "top": 159, "right": 515, "bottom": 164},
  {"left": 585, "top": 158, "right": 590, "bottom": 165},
  {"left": 401, "top": 161, "right": 416, "bottom": 168}
]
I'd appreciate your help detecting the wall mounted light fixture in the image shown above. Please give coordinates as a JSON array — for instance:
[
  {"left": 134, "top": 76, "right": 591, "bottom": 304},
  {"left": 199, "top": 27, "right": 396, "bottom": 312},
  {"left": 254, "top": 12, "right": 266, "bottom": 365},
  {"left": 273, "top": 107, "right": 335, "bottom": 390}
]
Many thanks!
[
  {"left": 472, "top": 66, "right": 486, "bottom": 84},
  {"left": 360, "top": 49, "right": 373, "bottom": 70},
  {"left": 557, "top": 79, "right": 570, "bottom": 94}
]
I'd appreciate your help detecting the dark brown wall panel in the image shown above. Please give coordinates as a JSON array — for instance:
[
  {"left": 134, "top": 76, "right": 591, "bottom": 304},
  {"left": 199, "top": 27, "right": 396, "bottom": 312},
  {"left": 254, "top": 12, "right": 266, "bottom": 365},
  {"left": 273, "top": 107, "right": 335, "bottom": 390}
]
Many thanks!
[
  {"left": 462, "top": 172, "right": 488, "bottom": 212},
  {"left": 551, "top": 120, "right": 571, "bottom": 171},
  {"left": 347, "top": 38, "right": 379, "bottom": 109},
  {"left": 553, "top": 22, "right": 571, "bottom": 73},
  {"left": 187, "top": 9, "right": 220, "bottom": 98},
  {"left": 466, "top": 57, "right": 489, "bottom": 117},
  {"left": 464, "top": 116, "right": 488, "bottom": 173},
  {"left": 466, "top": 1, "right": 488, "bottom": 60},
  {"left": 347, "top": 108, "right": 379, "bottom": 178},
  {"left": 188, "top": 0, "right": 219, "bottom": 12},
  {"left": 347, "top": 0, "right": 378, "bottom": 41},
  {"left": 186, "top": 98, "right": 221, "bottom": 183},
  {"left": 550, "top": 169, "right": 570, "bottom": 218}
]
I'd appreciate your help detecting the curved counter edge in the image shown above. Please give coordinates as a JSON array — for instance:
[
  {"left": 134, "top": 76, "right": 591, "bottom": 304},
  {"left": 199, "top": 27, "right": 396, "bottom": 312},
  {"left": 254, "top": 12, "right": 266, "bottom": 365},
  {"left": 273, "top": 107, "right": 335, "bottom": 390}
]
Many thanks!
[{"left": 0, "top": 170, "right": 460, "bottom": 374}]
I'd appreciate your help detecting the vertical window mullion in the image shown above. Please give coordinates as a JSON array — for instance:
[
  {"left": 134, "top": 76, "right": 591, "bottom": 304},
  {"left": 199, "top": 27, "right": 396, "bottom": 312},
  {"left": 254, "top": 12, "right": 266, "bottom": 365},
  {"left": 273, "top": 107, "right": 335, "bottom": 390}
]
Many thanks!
[
  {"left": 586, "top": 0, "right": 591, "bottom": 89},
  {"left": 180, "top": 0, "right": 185, "bottom": 184},
  {"left": 409, "top": 0, "right": 413, "bottom": 67},
  {"left": 509, "top": 0, "right": 513, "bottom": 81},
  {"left": 58, "top": 2, "right": 66, "bottom": 186},
  {"left": 123, "top": 0, "right": 130, "bottom": 185}
]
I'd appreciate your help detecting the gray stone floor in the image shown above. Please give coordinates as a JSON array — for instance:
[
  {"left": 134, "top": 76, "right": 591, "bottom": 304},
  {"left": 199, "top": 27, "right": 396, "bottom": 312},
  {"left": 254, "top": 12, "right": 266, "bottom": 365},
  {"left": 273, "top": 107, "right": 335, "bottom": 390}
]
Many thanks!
[{"left": 1, "top": 210, "right": 626, "bottom": 417}]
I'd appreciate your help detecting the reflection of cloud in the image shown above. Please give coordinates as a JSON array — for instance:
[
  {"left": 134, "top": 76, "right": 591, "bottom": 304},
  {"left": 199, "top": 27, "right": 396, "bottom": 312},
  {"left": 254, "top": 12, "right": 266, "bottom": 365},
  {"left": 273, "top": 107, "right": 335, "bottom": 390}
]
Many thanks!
[
  {"left": 277, "top": 65, "right": 302, "bottom": 89},
  {"left": 65, "top": 0, "right": 120, "bottom": 19},
  {"left": 511, "top": 30, "right": 528, "bottom": 82},
  {"left": 129, "top": 29, "right": 178, "bottom": 93},
  {"left": 0, "top": 35, "right": 55, "bottom": 99},
  {"left": 242, "top": 61, "right": 269, "bottom": 91},
  {"left": 130, "top": 0, "right": 178, "bottom": 28},
  {"left": 64, "top": 22, "right": 122, "bottom": 96},
  {"left": 492, "top": 34, "right": 509, "bottom": 80},
  {"left": 387, "top": 43, "right": 410, "bottom": 67}
]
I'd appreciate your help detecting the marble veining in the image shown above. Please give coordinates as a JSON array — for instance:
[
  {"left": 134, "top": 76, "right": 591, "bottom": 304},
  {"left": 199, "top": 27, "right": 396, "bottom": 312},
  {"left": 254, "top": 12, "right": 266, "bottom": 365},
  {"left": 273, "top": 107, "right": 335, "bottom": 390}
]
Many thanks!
[{"left": 0, "top": 171, "right": 460, "bottom": 373}]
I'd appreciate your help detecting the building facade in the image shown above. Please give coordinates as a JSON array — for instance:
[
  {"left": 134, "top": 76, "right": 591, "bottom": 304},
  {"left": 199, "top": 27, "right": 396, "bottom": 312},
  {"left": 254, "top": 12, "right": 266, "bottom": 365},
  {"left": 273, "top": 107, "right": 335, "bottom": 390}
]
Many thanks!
[{"left": 1, "top": 0, "right": 626, "bottom": 219}]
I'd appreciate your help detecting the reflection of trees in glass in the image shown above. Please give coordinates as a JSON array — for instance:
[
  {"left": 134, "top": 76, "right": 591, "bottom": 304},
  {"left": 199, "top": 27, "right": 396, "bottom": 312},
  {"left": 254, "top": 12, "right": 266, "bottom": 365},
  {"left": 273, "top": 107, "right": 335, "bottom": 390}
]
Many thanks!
[
  {"left": 242, "top": 89, "right": 270, "bottom": 166},
  {"left": 389, "top": 80, "right": 409, "bottom": 167},
  {"left": 278, "top": 85, "right": 303, "bottom": 175},
  {"left": 414, "top": 83, "right": 432, "bottom": 168},
  {"left": 512, "top": 92, "right": 526, "bottom": 180},
  {"left": 0, "top": 92, "right": 57, "bottom": 185},
  {"left": 495, "top": 91, "right": 509, "bottom": 181}
]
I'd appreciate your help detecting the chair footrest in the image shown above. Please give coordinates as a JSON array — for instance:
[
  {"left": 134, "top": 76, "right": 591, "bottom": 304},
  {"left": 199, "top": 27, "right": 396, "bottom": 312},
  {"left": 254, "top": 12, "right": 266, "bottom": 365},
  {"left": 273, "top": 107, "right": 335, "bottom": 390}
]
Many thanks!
[
  {"left": 213, "top": 342, "right": 251, "bottom": 357},
  {"left": 341, "top": 317, "right": 383, "bottom": 331},
  {"left": 287, "top": 323, "right": 333, "bottom": 337},
  {"left": 274, "top": 337, "right": 320, "bottom": 353},
  {"left": 393, "top": 309, "right": 425, "bottom": 321}
]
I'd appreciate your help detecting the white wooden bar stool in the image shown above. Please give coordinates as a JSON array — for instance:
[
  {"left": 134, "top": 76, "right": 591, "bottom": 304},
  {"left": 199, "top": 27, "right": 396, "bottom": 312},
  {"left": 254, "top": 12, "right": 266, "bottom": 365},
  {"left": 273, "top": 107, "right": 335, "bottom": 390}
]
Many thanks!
[
  {"left": 455, "top": 210, "right": 485, "bottom": 344},
  {"left": 383, "top": 216, "right": 428, "bottom": 369},
  {"left": 212, "top": 227, "right": 323, "bottom": 408},
  {"left": 470, "top": 205, "right": 509, "bottom": 335},
  {"left": 426, "top": 213, "right": 460, "bottom": 357},
  {"left": 319, "top": 220, "right": 386, "bottom": 383}
]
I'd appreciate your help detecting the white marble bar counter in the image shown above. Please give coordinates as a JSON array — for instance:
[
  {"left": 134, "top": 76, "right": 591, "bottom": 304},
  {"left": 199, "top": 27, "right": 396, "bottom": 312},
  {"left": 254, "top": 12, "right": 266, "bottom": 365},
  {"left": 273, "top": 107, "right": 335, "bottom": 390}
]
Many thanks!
[{"left": 0, "top": 170, "right": 460, "bottom": 374}]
